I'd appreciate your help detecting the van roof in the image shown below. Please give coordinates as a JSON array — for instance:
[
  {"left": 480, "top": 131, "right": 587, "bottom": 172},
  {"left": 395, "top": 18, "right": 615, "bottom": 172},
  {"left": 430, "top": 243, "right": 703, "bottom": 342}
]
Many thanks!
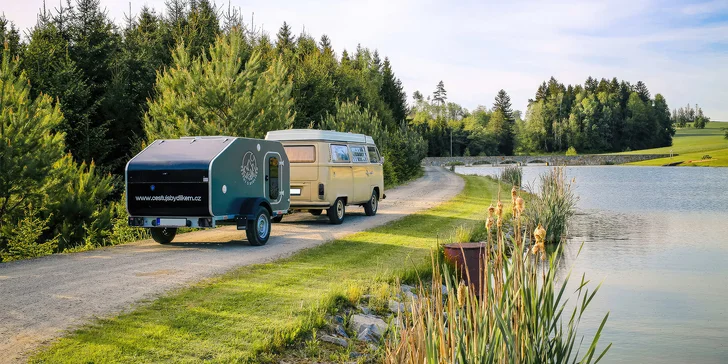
[{"left": 266, "top": 129, "right": 375, "bottom": 145}]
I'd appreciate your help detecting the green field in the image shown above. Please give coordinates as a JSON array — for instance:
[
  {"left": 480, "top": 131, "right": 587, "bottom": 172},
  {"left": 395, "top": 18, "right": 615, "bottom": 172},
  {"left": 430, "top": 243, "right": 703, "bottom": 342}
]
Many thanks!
[
  {"left": 32, "top": 175, "right": 506, "bottom": 363},
  {"left": 622, "top": 121, "right": 728, "bottom": 166}
]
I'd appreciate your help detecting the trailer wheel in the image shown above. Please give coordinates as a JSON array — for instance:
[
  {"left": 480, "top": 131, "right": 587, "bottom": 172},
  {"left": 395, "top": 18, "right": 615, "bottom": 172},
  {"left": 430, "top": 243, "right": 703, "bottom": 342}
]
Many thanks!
[
  {"left": 246, "top": 207, "right": 271, "bottom": 246},
  {"left": 272, "top": 215, "right": 283, "bottom": 223},
  {"left": 309, "top": 209, "right": 323, "bottom": 216},
  {"left": 327, "top": 198, "right": 345, "bottom": 224},
  {"left": 363, "top": 190, "right": 379, "bottom": 216},
  {"left": 150, "top": 227, "right": 177, "bottom": 244}
]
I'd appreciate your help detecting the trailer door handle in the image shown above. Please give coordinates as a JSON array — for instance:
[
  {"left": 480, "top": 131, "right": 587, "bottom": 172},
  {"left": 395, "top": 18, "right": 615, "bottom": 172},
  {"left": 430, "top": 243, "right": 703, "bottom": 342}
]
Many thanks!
[{"left": 265, "top": 175, "right": 269, "bottom": 181}]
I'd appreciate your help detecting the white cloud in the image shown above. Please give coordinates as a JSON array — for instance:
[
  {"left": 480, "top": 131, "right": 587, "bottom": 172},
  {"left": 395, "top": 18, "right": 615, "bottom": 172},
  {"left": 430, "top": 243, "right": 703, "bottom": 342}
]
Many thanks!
[{"left": 3, "top": 0, "right": 728, "bottom": 119}]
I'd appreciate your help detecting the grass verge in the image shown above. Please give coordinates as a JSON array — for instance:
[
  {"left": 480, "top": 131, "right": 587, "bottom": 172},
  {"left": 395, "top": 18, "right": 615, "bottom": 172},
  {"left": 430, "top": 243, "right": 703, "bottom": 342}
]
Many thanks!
[
  {"left": 31, "top": 174, "right": 506, "bottom": 363},
  {"left": 620, "top": 121, "right": 728, "bottom": 166}
]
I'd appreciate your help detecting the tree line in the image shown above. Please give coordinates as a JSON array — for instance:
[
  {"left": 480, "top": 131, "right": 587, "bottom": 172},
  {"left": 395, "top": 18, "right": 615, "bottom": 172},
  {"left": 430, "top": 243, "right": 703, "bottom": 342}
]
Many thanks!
[
  {"left": 0, "top": 0, "right": 424, "bottom": 261},
  {"left": 411, "top": 77, "right": 709, "bottom": 157}
]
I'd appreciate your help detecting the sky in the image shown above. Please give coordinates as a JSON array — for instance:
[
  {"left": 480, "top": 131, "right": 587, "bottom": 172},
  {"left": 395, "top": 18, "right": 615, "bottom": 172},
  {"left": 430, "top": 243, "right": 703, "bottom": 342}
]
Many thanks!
[{"left": 3, "top": 0, "right": 728, "bottom": 120}]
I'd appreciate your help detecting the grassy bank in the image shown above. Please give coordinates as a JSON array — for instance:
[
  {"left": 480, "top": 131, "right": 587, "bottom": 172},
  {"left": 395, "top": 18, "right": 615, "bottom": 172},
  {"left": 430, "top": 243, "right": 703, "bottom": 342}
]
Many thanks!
[
  {"left": 32, "top": 174, "right": 507, "bottom": 363},
  {"left": 620, "top": 121, "right": 728, "bottom": 166}
]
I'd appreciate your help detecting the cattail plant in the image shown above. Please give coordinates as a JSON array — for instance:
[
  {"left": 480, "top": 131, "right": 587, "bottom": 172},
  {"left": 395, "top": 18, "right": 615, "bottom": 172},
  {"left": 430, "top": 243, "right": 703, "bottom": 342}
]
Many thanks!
[
  {"left": 385, "top": 233, "right": 611, "bottom": 364},
  {"left": 524, "top": 167, "right": 577, "bottom": 244}
]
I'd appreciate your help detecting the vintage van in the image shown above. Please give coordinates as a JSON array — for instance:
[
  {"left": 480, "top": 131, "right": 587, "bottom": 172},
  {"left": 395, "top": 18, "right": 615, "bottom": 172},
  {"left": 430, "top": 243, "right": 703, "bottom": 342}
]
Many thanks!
[{"left": 265, "top": 129, "right": 385, "bottom": 224}]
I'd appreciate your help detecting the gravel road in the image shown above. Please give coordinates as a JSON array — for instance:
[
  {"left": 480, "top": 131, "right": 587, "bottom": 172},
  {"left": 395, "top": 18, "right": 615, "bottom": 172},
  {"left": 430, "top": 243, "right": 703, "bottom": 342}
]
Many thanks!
[{"left": 0, "top": 166, "right": 463, "bottom": 363}]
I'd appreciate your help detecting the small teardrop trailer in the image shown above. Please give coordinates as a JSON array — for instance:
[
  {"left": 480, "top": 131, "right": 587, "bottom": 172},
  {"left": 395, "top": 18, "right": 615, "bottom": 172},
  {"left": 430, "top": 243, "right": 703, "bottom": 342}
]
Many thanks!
[{"left": 125, "top": 136, "right": 290, "bottom": 246}]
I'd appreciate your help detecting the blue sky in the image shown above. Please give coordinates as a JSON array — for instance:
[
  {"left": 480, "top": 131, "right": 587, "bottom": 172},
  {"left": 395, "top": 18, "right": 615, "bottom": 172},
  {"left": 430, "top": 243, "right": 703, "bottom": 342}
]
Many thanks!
[{"left": 4, "top": 0, "right": 728, "bottom": 119}]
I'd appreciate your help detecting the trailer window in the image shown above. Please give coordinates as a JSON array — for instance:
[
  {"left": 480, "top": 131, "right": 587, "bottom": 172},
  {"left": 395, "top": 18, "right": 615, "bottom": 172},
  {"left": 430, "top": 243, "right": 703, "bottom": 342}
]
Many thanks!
[
  {"left": 367, "top": 146, "right": 380, "bottom": 163},
  {"left": 284, "top": 145, "right": 316, "bottom": 163},
  {"left": 350, "top": 145, "right": 368, "bottom": 163},
  {"left": 268, "top": 156, "right": 280, "bottom": 200},
  {"left": 330, "top": 144, "right": 350, "bottom": 163}
]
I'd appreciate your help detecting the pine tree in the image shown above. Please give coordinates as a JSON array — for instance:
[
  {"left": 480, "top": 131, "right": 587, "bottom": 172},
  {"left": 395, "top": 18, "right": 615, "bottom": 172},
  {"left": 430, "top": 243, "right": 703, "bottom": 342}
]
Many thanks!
[
  {"left": 0, "top": 45, "right": 66, "bottom": 226},
  {"left": 186, "top": 0, "right": 219, "bottom": 57},
  {"left": 276, "top": 21, "right": 295, "bottom": 53},
  {"left": 433, "top": 80, "right": 447, "bottom": 106},
  {"left": 145, "top": 30, "right": 295, "bottom": 140}
]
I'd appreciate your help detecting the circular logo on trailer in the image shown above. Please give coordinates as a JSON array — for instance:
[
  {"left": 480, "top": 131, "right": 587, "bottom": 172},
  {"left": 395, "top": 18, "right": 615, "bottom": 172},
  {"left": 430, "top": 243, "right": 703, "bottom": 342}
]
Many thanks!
[{"left": 241, "top": 151, "right": 258, "bottom": 185}]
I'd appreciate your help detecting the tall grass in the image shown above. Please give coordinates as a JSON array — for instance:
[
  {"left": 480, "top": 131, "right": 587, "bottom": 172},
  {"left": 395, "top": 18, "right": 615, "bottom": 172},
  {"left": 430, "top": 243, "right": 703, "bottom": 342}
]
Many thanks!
[
  {"left": 385, "top": 235, "right": 610, "bottom": 363},
  {"left": 499, "top": 165, "right": 522, "bottom": 187},
  {"left": 524, "top": 167, "right": 577, "bottom": 244}
]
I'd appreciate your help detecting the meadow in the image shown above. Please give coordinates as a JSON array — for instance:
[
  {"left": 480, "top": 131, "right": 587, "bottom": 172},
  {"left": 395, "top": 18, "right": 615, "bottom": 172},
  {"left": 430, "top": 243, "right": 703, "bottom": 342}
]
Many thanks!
[{"left": 621, "top": 121, "right": 728, "bottom": 166}]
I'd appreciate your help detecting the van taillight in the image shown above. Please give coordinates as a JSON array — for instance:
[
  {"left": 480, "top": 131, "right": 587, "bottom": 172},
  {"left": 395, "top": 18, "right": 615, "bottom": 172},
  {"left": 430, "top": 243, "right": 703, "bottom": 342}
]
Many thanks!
[{"left": 318, "top": 183, "right": 325, "bottom": 199}]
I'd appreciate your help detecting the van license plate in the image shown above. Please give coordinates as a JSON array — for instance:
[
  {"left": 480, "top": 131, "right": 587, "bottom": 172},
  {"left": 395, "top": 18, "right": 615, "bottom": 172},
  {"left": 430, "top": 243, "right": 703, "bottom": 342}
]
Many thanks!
[
  {"left": 290, "top": 188, "right": 301, "bottom": 196},
  {"left": 157, "top": 218, "right": 187, "bottom": 227}
]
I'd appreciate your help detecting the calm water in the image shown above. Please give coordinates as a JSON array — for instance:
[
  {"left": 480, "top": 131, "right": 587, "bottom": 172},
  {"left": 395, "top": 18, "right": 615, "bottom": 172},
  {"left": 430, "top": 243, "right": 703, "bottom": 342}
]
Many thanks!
[{"left": 456, "top": 165, "right": 728, "bottom": 363}]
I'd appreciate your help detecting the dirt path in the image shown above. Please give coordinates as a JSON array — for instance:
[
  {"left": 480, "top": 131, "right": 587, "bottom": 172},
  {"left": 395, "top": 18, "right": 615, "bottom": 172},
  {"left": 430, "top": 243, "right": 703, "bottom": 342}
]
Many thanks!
[{"left": 0, "top": 166, "right": 463, "bottom": 363}]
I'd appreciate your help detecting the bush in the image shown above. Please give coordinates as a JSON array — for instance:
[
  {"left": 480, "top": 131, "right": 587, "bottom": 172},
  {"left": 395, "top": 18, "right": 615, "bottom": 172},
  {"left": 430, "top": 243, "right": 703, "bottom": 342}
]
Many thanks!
[
  {"left": 523, "top": 167, "right": 577, "bottom": 244},
  {"left": 0, "top": 210, "right": 58, "bottom": 262},
  {"left": 445, "top": 161, "right": 465, "bottom": 166},
  {"left": 566, "top": 146, "right": 578, "bottom": 156},
  {"left": 499, "top": 165, "right": 522, "bottom": 186}
]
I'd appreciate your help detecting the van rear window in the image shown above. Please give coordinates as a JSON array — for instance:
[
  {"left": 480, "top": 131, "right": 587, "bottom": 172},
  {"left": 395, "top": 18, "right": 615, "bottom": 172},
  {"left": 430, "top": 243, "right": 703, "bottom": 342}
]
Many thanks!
[{"left": 285, "top": 146, "right": 316, "bottom": 163}]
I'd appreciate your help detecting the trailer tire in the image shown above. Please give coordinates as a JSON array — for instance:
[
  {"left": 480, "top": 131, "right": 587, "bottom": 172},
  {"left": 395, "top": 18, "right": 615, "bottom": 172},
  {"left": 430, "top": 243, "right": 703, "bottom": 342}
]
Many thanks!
[
  {"left": 309, "top": 209, "right": 323, "bottom": 216},
  {"left": 272, "top": 215, "right": 283, "bottom": 223},
  {"left": 246, "top": 206, "right": 271, "bottom": 246},
  {"left": 363, "top": 190, "right": 379, "bottom": 216},
  {"left": 150, "top": 227, "right": 177, "bottom": 244},
  {"left": 327, "top": 198, "right": 345, "bottom": 224}
]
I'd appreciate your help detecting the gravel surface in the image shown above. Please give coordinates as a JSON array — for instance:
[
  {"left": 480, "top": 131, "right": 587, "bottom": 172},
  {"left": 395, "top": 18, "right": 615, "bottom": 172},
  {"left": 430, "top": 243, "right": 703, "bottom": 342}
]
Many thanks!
[{"left": 0, "top": 166, "right": 463, "bottom": 363}]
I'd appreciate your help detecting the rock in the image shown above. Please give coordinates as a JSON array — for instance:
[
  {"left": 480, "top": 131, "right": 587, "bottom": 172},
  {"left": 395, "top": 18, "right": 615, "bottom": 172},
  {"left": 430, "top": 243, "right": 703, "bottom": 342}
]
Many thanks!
[
  {"left": 320, "top": 334, "right": 348, "bottom": 347},
  {"left": 357, "top": 327, "right": 378, "bottom": 342},
  {"left": 400, "top": 284, "right": 415, "bottom": 293},
  {"left": 441, "top": 284, "right": 448, "bottom": 295},
  {"left": 335, "top": 324, "right": 348, "bottom": 338},
  {"left": 349, "top": 351, "right": 363, "bottom": 359},
  {"left": 388, "top": 299, "right": 406, "bottom": 314},
  {"left": 358, "top": 305, "right": 372, "bottom": 315},
  {"left": 350, "top": 314, "right": 388, "bottom": 340},
  {"left": 334, "top": 315, "right": 344, "bottom": 324},
  {"left": 403, "top": 290, "right": 418, "bottom": 301},
  {"left": 368, "top": 343, "right": 379, "bottom": 352}
]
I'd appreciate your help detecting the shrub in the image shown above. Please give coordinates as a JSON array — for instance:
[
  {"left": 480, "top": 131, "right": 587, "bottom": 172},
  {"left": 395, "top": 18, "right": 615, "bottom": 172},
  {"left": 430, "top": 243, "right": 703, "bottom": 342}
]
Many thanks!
[
  {"left": 499, "top": 165, "right": 522, "bottom": 186},
  {"left": 566, "top": 146, "right": 578, "bottom": 156},
  {"left": 523, "top": 167, "right": 577, "bottom": 244},
  {"left": 445, "top": 161, "right": 465, "bottom": 166},
  {"left": 0, "top": 210, "right": 58, "bottom": 262}
]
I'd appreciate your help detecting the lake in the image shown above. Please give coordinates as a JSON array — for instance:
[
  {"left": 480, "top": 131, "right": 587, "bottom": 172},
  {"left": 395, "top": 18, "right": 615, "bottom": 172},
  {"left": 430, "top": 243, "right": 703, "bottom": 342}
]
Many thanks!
[{"left": 455, "top": 165, "right": 728, "bottom": 363}]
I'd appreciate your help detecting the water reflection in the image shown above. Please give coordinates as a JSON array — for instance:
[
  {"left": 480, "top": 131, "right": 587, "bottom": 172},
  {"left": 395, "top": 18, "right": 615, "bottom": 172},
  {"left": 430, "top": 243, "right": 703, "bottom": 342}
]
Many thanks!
[{"left": 456, "top": 165, "right": 728, "bottom": 363}]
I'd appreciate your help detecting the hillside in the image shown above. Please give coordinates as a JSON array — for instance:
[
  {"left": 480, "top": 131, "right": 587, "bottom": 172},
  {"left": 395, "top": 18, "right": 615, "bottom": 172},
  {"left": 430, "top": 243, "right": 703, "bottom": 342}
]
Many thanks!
[{"left": 623, "top": 121, "right": 728, "bottom": 166}]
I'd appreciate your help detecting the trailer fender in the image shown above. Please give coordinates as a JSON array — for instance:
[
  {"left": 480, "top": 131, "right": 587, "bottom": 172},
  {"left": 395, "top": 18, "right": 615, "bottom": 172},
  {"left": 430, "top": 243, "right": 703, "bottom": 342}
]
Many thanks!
[{"left": 241, "top": 197, "right": 273, "bottom": 216}]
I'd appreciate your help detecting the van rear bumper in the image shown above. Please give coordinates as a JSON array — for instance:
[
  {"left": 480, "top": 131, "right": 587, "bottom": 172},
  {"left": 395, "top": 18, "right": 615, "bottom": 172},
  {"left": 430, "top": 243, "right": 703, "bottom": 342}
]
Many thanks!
[{"left": 291, "top": 202, "right": 331, "bottom": 208}]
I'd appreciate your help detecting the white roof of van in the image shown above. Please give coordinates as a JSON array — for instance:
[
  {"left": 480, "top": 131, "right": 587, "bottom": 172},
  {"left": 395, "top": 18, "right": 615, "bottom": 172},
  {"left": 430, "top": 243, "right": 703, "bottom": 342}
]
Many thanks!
[{"left": 266, "top": 129, "right": 375, "bottom": 145}]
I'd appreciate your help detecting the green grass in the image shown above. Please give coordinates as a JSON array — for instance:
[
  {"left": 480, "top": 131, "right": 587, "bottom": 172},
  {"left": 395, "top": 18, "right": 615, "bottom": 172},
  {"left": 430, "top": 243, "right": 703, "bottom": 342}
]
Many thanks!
[
  {"left": 32, "top": 174, "right": 507, "bottom": 363},
  {"left": 621, "top": 121, "right": 728, "bottom": 166}
]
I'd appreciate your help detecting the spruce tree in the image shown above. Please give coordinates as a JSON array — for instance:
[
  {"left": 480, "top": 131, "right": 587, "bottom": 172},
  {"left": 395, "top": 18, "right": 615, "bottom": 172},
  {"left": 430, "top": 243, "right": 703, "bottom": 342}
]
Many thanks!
[
  {"left": 634, "top": 81, "right": 650, "bottom": 103},
  {"left": 319, "top": 34, "right": 332, "bottom": 53},
  {"left": 276, "top": 21, "right": 295, "bottom": 53},
  {"left": 493, "top": 89, "right": 514, "bottom": 122},
  {"left": 380, "top": 57, "right": 407, "bottom": 124},
  {"left": 0, "top": 16, "right": 20, "bottom": 62}
]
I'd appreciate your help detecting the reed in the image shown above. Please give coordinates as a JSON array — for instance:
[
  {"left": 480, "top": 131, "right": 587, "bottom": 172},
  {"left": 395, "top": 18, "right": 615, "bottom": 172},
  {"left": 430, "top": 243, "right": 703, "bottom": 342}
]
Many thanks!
[
  {"left": 384, "top": 235, "right": 610, "bottom": 363},
  {"left": 499, "top": 165, "right": 522, "bottom": 187},
  {"left": 524, "top": 167, "right": 577, "bottom": 244}
]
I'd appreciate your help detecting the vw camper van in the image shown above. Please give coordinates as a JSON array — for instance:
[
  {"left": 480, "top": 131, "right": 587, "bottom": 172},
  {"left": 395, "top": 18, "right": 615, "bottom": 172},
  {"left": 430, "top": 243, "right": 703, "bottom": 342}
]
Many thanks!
[{"left": 265, "top": 130, "right": 384, "bottom": 224}]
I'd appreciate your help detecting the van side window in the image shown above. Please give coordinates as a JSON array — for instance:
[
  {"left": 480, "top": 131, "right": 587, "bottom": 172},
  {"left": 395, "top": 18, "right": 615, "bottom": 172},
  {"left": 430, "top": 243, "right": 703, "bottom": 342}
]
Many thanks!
[
  {"left": 349, "top": 145, "right": 368, "bottom": 163},
  {"left": 367, "top": 146, "right": 380, "bottom": 163},
  {"left": 284, "top": 145, "right": 316, "bottom": 163},
  {"left": 330, "top": 144, "right": 350, "bottom": 163}
]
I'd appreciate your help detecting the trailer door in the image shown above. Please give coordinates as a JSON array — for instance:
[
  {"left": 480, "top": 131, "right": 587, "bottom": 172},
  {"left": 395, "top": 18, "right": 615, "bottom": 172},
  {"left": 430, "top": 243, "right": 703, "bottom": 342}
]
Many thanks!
[{"left": 265, "top": 152, "right": 283, "bottom": 208}]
